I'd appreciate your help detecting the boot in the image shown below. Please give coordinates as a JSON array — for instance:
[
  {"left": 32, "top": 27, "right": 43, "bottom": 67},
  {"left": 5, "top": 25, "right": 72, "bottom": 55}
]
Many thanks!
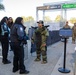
[
  {"left": 19, "top": 70, "right": 30, "bottom": 74},
  {"left": 41, "top": 60, "right": 47, "bottom": 64},
  {"left": 34, "top": 58, "right": 41, "bottom": 62}
]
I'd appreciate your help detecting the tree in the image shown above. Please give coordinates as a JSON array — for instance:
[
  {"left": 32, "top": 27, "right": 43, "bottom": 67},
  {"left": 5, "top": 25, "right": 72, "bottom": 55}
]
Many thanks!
[
  {"left": 27, "top": 16, "right": 34, "bottom": 22},
  {"left": 26, "top": 16, "right": 35, "bottom": 27},
  {"left": 21, "top": 16, "right": 27, "bottom": 22},
  {"left": 44, "top": 16, "right": 52, "bottom": 22},
  {"left": 55, "top": 15, "right": 64, "bottom": 22},
  {"left": 22, "top": 16, "right": 34, "bottom": 22},
  {"left": 0, "top": 3, "right": 4, "bottom": 10},
  {"left": 69, "top": 17, "right": 76, "bottom": 24}
]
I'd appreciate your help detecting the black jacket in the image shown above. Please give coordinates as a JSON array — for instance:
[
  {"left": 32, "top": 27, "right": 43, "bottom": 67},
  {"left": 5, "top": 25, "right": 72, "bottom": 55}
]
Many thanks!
[{"left": 10, "top": 24, "right": 27, "bottom": 44}]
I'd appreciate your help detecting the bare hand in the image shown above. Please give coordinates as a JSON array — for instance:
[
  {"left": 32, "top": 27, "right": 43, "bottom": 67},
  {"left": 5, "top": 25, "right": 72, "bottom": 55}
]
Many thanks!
[{"left": 42, "top": 44, "right": 46, "bottom": 47}]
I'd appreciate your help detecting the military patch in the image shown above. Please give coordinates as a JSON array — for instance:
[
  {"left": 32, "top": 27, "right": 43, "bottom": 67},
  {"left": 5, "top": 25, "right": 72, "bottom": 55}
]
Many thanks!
[{"left": 20, "top": 27, "right": 23, "bottom": 32}]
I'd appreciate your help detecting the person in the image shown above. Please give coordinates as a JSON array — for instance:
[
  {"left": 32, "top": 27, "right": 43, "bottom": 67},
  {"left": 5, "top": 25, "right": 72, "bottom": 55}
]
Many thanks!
[
  {"left": 0, "top": 22, "right": 2, "bottom": 41},
  {"left": 8, "top": 17, "right": 13, "bottom": 51},
  {"left": 8, "top": 17, "right": 13, "bottom": 28},
  {"left": 72, "top": 23, "right": 76, "bottom": 44},
  {"left": 0, "top": 16, "right": 11, "bottom": 64},
  {"left": 32, "top": 20, "right": 48, "bottom": 64},
  {"left": 61, "top": 21, "right": 70, "bottom": 42},
  {"left": 10, "top": 17, "right": 29, "bottom": 74},
  {"left": 63, "top": 21, "right": 70, "bottom": 29}
]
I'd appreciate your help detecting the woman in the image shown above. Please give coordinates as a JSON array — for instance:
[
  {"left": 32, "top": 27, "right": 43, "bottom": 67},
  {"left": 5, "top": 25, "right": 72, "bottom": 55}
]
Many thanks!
[
  {"left": 8, "top": 17, "right": 13, "bottom": 51},
  {"left": 8, "top": 17, "right": 13, "bottom": 28},
  {"left": 0, "top": 16, "right": 11, "bottom": 64},
  {"left": 10, "top": 17, "right": 29, "bottom": 74}
]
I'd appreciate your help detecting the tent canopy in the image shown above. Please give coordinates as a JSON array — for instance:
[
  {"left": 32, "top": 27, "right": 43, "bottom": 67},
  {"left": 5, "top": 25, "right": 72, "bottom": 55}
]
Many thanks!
[{"left": 36, "top": 1, "right": 76, "bottom": 21}]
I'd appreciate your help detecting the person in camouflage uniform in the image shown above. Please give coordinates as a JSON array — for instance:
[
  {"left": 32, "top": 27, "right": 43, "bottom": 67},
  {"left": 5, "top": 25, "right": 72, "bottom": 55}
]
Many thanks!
[
  {"left": 62, "top": 21, "right": 70, "bottom": 43},
  {"left": 63, "top": 21, "right": 70, "bottom": 29},
  {"left": 72, "top": 23, "right": 76, "bottom": 44},
  {"left": 32, "top": 20, "right": 48, "bottom": 64}
]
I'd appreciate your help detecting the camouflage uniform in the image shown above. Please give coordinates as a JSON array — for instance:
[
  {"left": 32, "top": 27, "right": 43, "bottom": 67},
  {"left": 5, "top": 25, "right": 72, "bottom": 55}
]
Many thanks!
[
  {"left": 63, "top": 25, "right": 70, "bottom": 29},
  {"left": 32, "top": 26, "right": 48, "bottom": 62},
  {"left": 72, "top": 25, "right": 76, "bottom": 43}
]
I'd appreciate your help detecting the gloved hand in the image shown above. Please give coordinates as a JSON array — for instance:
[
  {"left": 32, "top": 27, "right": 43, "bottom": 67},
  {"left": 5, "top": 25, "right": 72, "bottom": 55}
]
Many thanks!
[
  {"left": 20, "top": 40, "right": 27, "bottom": 46},
  {"left": 4, "top": 32, "right": 8, "bottom": 37},
  {"left": 23, "top": 40, "right": 27, "bottom": 44},
  {"left": 24, "top": 35, "right": 29, "bottom": 40}
]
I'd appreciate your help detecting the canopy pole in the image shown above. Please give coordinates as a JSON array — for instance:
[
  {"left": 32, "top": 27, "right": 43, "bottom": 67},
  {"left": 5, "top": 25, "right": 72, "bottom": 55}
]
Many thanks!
[
  {"left": 64, "top": 9, "right": 67, "bottom": 22},
  {"left": 36, "top": 8, "right": 38, "bottom": 21},
  {"left": 43, "top": 10, "right": 45, "bottom": 21},
  {"left": 61, "top": 4, "right": 63, "bottom": 22}
]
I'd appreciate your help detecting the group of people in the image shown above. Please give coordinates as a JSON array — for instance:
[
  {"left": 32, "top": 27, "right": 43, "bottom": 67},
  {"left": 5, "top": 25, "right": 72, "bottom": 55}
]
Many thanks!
[
  {"left": 0, "top": 17, "right": 30, "bottom": 74},
  {"left": 0, "top": 17, "right": 13, "bottom": 64},
  {"left": 1, "top": 16, "right": 76, "bottom": 74},
  {"left": 0, "top": 16, "right": 48, "bottom": 74}
]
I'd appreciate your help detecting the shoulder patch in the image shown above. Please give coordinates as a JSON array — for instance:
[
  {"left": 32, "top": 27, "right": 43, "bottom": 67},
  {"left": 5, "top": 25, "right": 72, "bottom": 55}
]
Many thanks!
[{"left": 20, "top": 27, "right": 23, "bottom": 31}]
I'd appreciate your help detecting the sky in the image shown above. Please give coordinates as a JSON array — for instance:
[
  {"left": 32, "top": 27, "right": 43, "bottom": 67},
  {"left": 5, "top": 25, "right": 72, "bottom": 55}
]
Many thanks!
[{"left": 0, "top": 0, "right": 75, "bottom": 21}]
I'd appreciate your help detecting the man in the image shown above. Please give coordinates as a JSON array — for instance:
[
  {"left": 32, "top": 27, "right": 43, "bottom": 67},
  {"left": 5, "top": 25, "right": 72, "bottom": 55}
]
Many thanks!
[
  {"left": 72, "top": 23, "right": 76, "bottom": 44},
  {"left": 63, "top": 21, "right": 70, "bottom": 29},
  {"left": 32, "top": 20, "right": 48, "bottom": 64}
]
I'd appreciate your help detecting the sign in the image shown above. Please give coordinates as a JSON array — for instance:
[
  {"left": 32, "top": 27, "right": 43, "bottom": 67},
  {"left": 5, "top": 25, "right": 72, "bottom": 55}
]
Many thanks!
[
  {"left": 59, "top": 29, "right": 72, "bottom": 37},
  {"left": 37, "top": 5, "right": 61, "bottom": 10},
  {"left": 37, "top": 6, "right": 50, "bottom": 10},
  {"left": 49, "top": 5, "right": 61, "bottom": 9},
  {"left": 62, "top": 3, "right": 76, "bottom": 9}
]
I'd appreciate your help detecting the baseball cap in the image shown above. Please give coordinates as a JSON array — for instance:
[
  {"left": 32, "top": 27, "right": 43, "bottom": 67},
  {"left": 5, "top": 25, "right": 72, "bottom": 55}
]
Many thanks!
[{"left": 37, "top": 20, "right": 44, "bottom": 24}]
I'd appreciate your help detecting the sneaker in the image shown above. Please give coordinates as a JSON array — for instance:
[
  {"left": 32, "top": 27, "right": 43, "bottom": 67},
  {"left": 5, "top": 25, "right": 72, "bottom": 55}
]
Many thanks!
[
  {"left": 2, "top": 60, "right": 11, "bottom": 64},
  {"left": 34, "top": 58, "right": 41, "bottom": 61},
  {"left": 41, "top": 61, "right": 47, "bottom": 64},
  {"left": 19, "top": 70, "right": 30, "bottom": 74}
]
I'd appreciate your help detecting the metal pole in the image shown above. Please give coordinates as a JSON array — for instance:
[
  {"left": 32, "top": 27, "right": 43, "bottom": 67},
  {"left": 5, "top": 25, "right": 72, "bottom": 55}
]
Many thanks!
[
  {"left": 63, "top": 38, "right": 67, "bottom": 69},
  {"left": 61, "top": 4, "right": 63, "bottom": 22},
  {"left": 58, "top": 37, "right": 70, "bottom": 73},
  {"left": 43, "top": 10, "right": 45, "bottom": 21},
  {"left": 36, "top": 8, "right": 38, "bottom": 21},
  {"left": 64, "top": 9, "right": 67, "bottom": 21}
]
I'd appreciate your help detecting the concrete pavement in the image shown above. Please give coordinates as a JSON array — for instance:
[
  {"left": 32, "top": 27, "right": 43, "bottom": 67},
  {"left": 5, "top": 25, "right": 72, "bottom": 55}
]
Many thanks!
[
  {"left": 0, "top": 38, "right": 75, "bottom": 75},
  {"left": 51, "top": 38, "right": 76, "bottom": 75}
]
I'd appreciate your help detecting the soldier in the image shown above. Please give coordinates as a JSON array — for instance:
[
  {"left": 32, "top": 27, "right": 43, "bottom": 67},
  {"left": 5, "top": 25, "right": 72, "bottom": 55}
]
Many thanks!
[
  {"left": 63, "top": 21, "right": 70, "bottom": 29},
  {"left": 62, "top": 21, "right": 70, "bottom": 42},
  {"left": 72, "top": 23, "right": 76, "bottom": 44},
  {"left": 32, "top": 20, "right": 48, "bottom": 64}
]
